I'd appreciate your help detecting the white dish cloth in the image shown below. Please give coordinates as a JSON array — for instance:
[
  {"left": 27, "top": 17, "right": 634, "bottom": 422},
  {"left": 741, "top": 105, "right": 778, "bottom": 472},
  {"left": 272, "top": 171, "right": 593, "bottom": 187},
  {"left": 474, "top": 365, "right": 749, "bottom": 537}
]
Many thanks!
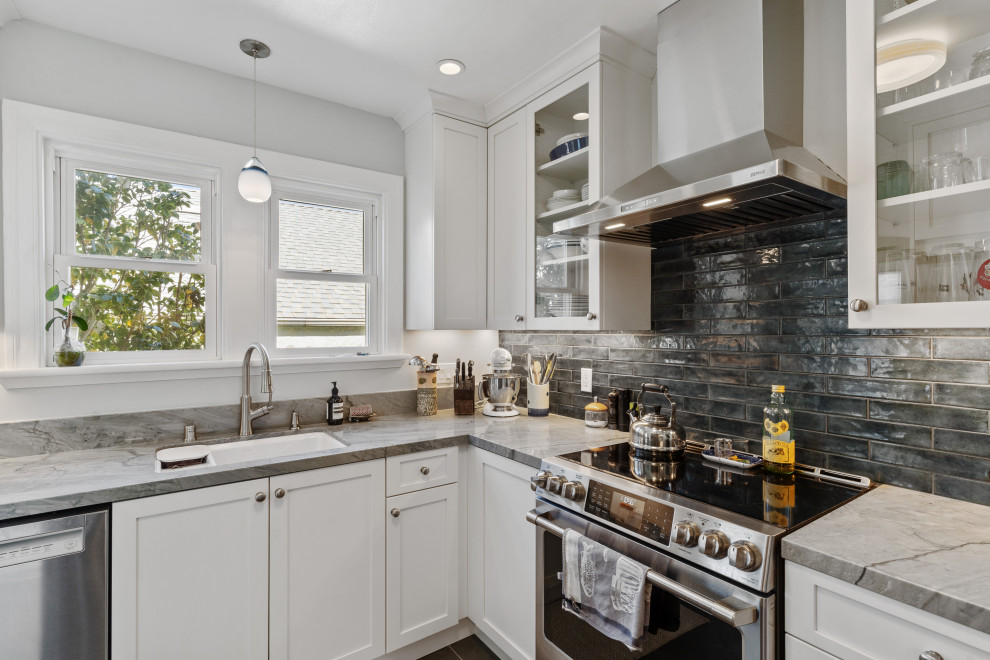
[{"left": 561, "top": 528, "right": 652, "bottom": 651}]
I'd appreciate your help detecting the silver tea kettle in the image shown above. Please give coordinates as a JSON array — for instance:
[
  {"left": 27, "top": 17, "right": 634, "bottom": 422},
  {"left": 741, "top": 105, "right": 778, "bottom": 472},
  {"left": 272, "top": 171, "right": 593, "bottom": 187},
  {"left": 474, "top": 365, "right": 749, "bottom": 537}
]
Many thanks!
[{"left": 628, "top": 383, "right": 686, "bottom": 454}]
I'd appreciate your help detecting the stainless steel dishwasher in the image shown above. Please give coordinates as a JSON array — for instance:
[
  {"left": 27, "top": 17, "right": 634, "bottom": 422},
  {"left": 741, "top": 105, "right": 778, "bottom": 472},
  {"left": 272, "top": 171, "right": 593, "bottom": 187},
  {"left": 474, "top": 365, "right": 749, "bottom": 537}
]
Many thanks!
[{"left": 0, "top": 507, "right": 108, "bottom": 659}]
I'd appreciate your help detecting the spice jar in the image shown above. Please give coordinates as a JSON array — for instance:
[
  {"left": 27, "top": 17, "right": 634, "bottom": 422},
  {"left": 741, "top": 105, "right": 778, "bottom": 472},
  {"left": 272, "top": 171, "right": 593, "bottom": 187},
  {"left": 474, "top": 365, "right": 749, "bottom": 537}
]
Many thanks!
[{"left": 585, "top": 397, "right": 608, "bottom": 428}]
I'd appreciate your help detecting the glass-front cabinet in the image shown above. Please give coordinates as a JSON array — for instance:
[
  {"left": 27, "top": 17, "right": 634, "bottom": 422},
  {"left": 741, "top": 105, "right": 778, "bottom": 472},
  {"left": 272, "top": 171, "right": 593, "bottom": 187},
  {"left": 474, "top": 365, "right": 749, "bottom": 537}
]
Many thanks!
[{"left": 847, "top": 0, "right": 990, "bottom": 327}]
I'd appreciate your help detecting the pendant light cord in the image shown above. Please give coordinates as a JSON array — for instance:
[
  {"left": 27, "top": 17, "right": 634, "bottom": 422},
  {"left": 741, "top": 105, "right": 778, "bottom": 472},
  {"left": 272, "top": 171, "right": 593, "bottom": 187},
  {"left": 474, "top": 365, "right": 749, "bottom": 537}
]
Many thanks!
[{"left": 252, "top": 49, "right": 258, "bottom": 157}]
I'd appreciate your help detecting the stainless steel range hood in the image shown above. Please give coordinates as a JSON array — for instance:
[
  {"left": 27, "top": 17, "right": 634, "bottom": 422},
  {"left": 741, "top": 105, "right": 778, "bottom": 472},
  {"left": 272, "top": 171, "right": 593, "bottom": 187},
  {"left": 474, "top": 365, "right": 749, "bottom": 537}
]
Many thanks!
[{"left": 554, "top": 0, "right": 847, "bottom": 246}]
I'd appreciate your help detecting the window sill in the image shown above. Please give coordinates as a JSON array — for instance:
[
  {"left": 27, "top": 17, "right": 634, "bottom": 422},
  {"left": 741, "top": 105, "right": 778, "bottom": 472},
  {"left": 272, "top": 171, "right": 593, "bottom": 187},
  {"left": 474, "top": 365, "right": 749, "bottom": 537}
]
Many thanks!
[{"left": 0, "top": 354, "right": 412, "bottom": 390}]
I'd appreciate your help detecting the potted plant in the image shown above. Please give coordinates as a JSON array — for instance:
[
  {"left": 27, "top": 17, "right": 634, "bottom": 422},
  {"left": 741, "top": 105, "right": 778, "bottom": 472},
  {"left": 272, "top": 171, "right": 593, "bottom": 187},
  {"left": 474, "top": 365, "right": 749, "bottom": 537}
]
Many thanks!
[{"left": 45, "top": 282, "right": 89, "bottom": 367}]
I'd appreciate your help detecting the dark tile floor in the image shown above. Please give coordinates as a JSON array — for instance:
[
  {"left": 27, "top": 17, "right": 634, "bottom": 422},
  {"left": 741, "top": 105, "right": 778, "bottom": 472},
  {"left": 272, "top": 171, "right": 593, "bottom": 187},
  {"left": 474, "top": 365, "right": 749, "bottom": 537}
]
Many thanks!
[{"left": 420, "top": 635, "right": 501, "bottom": 660}]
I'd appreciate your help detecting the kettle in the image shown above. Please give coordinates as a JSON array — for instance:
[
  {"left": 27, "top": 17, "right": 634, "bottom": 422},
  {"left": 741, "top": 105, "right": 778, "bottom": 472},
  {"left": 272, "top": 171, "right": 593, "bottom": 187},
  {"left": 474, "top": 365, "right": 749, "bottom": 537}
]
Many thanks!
[{"left": 628, "top": 383, "right": 686, "bottom": 455}]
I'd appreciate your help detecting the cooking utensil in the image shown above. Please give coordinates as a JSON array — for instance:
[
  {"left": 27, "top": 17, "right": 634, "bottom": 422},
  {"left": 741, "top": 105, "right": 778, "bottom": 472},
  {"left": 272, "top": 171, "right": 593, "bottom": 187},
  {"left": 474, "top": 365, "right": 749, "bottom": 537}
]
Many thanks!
[
  {"left": 627, "top": 383, "right": 686, "bottom": 455},
  {"left": 532, "top": 360, "right": 542, "bottom": 386},
  {"left": 455, "top": 358, "right": 461, "bottom": 387},
  {"left": 431, "top": 352, "right": 438, "bottom": 364},
  {"left": 468, "top": 360, "right": 474, "bottom": 378}
]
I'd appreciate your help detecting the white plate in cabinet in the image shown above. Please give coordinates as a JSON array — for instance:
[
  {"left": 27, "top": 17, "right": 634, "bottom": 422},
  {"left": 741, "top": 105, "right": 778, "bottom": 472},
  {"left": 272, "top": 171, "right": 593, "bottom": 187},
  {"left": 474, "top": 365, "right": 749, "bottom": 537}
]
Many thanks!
[
  {"left": 785, "top": 562, "right": 990, "bottom": 660},
  {"left": 385, "top": 483, "right": 459, "bottom": 651},
  {"left": 386, "top": 446, "right": 459, "bottom": 496}
]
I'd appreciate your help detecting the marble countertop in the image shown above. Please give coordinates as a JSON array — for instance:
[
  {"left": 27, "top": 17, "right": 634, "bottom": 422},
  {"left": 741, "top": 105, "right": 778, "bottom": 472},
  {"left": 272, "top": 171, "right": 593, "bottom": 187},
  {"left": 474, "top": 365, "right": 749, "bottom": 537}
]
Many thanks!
[
  {"left": 0, "top": 410, "right": 626, "bottom": 521},
  {"left": 782, "top": 485, "right": 990, "bottom": 636}
]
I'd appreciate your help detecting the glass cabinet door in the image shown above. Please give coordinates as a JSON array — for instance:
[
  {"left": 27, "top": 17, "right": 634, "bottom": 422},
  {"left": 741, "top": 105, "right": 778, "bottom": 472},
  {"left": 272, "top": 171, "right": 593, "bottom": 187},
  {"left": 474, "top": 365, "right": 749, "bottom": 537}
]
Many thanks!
[{"left": 856, "top": 0, "right": 990, "bottom": 325}]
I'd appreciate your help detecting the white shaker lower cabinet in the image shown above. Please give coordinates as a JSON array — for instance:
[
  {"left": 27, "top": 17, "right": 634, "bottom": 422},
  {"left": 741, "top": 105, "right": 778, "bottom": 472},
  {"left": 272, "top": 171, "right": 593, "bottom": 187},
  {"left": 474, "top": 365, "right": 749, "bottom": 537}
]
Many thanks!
[
  {"left": 467, "top": 448, "right": 536, "bottom": 660},
  {"left": 385, "top": 482, "right": 459, "bottom": 652},
  {"left": 111, "top": 479, "right": 270, "bottom": 660},
  {"left": 785, "top": 561, "right": 990, "bottom": 659},
  {"left": 270, "top": 461, "right": 386, "bottom": 660}
]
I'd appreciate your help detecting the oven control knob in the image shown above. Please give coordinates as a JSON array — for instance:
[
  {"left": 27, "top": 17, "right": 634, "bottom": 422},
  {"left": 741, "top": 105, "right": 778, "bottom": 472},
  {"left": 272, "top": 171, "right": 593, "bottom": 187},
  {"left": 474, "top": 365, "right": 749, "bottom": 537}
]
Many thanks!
[
  {"left": 530, "top": 470, "right": 550, "bottom": 491},
  {"left": 562, "top": 481, "right": 586, "bottom": 501},
  {"left": 672, "top": 521, "right": 701, "bottom": 547},
  {"left": 698, "top": 530, "right": 730, "bottom": 559},
  {"left": 728, "top": 541, "right": 762, "bottom": 572},
  {"left": 546, "top": 475, "right": 565, "bottom": 494}
]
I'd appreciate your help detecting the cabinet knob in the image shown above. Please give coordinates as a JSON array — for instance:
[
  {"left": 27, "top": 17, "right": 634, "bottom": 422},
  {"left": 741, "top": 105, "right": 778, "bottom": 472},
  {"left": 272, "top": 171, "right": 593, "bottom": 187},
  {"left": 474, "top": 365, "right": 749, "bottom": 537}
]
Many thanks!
[
  {"left": 515, "top": 315, "right": 524, "bottom": 322},
  {"left": 586, "top": 312, "right": 597, "bottom": 321},
  {"left": 255, "top": 492, "right": 267, "bottom": 502},
  {"left": 420, "top": 466, "right": 431, "bottom": 475},
  {"left": 849, "top": 298, "right": 869, "bottom": 312},
  {"left": 274, "top": 488, "right": 286, "bottom": 499},
  {"left": 920, "top": 652, "right": 944, "bottom": 660},
  {"left": 391, "top": 508, "right": 401, "bottom": 518}
]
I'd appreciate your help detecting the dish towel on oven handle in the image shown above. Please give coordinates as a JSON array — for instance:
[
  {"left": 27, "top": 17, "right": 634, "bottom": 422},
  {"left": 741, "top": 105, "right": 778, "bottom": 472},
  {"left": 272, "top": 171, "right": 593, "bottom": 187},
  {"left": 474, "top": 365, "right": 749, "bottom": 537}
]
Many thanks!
[{"left": 560, "top": 528, "right": 652, "bottom": 651}]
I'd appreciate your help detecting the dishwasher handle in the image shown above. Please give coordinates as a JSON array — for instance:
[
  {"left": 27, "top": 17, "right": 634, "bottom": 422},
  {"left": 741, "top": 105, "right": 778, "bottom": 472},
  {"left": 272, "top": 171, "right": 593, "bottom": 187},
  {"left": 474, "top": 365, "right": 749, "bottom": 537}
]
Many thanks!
[{"left": 526, "top": 509, "right": 759, "bottom": 629}]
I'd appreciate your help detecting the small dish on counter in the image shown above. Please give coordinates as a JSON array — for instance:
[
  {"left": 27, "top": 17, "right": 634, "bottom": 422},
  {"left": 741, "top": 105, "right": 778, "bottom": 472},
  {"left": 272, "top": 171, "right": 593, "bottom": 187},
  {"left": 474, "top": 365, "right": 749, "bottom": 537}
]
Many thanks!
[{"left": 701, "top": 447, "right": 763, "bottom": 469}]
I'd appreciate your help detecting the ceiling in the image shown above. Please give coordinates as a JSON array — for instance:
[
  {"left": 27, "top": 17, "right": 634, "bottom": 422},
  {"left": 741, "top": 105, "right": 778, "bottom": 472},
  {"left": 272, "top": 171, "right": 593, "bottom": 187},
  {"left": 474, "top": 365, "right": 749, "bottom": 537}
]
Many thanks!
[{"left": 3, "top": 0, "right": 675, "bottom": 120}]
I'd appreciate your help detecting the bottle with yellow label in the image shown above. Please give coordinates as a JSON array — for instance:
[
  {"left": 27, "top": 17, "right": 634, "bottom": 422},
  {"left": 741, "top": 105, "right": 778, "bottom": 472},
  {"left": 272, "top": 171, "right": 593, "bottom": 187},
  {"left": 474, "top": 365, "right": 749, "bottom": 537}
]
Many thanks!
[{"left": 762, "top": 384, "right": 794, "bottom": 474}]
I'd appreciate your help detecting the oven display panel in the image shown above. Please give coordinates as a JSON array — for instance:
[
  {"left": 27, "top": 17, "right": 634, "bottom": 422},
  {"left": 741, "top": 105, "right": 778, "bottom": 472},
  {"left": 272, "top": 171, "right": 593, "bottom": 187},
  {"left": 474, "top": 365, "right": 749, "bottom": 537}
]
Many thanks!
[{"left": 584, "top": 480, "right": 674, "bottom": 544}]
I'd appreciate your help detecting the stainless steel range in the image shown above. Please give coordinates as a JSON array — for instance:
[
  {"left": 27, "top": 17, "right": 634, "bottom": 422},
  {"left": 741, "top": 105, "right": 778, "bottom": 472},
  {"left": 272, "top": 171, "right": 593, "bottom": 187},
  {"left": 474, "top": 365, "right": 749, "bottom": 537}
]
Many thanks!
[{"left": 528, "top": 442, "right": 871, "bottom": 659}]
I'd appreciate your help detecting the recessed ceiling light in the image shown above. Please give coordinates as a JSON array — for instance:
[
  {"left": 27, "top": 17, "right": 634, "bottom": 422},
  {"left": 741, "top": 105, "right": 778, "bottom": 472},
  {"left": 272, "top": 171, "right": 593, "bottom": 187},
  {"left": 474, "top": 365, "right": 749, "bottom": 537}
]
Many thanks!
[
  {"left": 605, "top": 222, "right": 626, "bottom": 230},
  {"left": 573, "top": 112, "right": 590, "bottom": 120},
  {"left": 702, "top": 197, "right": 732, "bottom": 208},
  {"left": 437, "top": 59, "right": 466, "bottom": 76},
  {"left": 876, "top": 39, "right": 946, "bottom": 93}
]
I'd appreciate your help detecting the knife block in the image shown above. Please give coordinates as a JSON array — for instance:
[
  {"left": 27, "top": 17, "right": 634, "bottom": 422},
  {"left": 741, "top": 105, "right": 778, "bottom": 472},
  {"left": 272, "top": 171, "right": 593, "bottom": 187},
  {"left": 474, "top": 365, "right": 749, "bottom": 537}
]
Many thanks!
[{"left": 454, "top": 377, "right": 475, "bottom": 415}]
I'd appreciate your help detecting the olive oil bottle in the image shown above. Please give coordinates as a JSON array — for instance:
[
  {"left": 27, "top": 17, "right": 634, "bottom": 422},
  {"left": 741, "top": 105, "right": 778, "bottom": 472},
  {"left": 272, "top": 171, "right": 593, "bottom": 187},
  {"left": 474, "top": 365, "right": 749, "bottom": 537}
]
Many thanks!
[{"left": 762, "top": 385, "right": 794, "bottom": 474}]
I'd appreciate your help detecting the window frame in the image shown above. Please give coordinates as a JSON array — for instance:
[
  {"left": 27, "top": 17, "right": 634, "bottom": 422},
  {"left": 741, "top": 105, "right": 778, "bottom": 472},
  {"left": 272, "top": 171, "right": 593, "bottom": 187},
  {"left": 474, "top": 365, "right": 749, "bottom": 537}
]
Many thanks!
[
  {"left": 266, "top": 180, "right": 383, "bottom": 356},
  {"left": 48, "top": 151, "right": 220, "bottom": 365}
]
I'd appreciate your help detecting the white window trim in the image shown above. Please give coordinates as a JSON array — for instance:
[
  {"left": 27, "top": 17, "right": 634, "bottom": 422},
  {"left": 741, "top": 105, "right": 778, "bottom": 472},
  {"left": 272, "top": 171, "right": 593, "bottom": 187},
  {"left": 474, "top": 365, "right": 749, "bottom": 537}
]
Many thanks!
[
  {"left": 266, "top": 180, "right": 382, "bottom": 357},
  {"left": 0, "top": 100, "right": 405, "bottom": 387},
  {"left": 50, "top": 153, "right": 220, "bottom": 364}
]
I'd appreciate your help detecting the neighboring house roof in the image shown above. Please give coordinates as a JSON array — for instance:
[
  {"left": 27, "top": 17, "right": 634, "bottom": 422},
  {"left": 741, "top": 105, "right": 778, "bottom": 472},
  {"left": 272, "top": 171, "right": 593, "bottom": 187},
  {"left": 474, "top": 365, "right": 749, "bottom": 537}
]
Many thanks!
[{"left": 276, "top": 200, "right": 366, "bottom": 328}]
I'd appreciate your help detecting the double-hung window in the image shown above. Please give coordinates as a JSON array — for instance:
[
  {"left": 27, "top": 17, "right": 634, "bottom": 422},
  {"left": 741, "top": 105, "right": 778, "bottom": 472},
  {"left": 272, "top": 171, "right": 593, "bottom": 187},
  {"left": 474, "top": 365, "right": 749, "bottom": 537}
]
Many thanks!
[
  {"left": 269, "top": 188, "right": 379, "bottom": 355},
  {"left": 52, "top": 156, "right": 217, "bottom": 363}
]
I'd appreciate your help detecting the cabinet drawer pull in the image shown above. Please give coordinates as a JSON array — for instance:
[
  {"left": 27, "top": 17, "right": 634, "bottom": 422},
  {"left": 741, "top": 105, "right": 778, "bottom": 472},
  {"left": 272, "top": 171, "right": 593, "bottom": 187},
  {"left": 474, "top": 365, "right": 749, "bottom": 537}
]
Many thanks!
[
  {"left": 391, "top": 508, "right": 401, "bottom": 518},
  {"left": 586, "top": 312, "right": 597, "bottom": 321},
  {"left": 849, "top": 298, "right": 869, "bottom": 312},
  {"left": 420, "top": 466, "right": 431, "bottom": 476},
  {"left": 274, "top": 488, "right": 286, "bottom": 499},
  {"left": 919, "top": 652, "right": 944, "bottom": 660},
  {"left": 515, "top": 315, "right": 524, "bottom": 322},
  {"left": 255, "top": 492, "right": 267, "bottom": 502}
]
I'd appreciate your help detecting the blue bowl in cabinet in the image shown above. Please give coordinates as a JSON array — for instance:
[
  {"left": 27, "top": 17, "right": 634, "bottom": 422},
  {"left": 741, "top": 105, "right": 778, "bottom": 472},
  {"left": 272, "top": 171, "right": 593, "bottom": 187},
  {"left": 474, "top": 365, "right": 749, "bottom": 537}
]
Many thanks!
[{"left": 549, "top": 136, "right": 589, "bottom": 161}]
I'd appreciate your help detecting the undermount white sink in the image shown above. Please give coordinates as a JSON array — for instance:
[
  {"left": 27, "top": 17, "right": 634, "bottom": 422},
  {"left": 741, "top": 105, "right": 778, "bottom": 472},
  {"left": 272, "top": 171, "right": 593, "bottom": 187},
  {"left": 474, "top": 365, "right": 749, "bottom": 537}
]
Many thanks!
[{"left": 155, "top": 431, "right": 348, "bottom": 472}]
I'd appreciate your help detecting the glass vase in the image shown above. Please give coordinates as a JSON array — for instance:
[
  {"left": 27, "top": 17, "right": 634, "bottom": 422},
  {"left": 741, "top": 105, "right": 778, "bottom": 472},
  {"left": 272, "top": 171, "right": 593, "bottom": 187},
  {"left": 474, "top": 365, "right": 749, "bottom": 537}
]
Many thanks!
[{"left": 54, "top": 325, "right": 86, "bottom": 367}]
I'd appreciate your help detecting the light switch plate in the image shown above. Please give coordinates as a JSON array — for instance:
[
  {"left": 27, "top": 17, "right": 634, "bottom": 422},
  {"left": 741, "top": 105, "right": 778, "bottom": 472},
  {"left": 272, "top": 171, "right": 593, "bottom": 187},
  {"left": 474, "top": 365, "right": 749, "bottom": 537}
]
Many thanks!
[{"left": 580, "top": 368, "right": 593, "bottom": 392}]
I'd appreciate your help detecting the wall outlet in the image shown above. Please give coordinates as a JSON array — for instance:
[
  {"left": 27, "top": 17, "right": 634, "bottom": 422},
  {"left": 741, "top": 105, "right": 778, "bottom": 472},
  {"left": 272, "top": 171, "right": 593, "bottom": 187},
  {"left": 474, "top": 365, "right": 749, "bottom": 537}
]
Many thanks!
[
  {"left": 580, "top": 368, "right": 593, "bottom": 392},
  {"left": 436, "top": 362, "right": 457, "bottom": 385}
]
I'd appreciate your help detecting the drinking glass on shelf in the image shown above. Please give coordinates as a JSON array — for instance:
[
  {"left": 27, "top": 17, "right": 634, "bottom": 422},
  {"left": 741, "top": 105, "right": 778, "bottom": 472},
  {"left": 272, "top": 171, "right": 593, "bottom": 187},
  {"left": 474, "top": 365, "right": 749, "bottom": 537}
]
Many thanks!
[
  {"left": 971, "top": 239, "right": 990, "bottom": 301},
  {"left": 925, "top": 152, "right": 964, "bottom": 189},
  {"left": 877, "top": 248, "right": 914, "bottom": 304},
  {"left": 965, "top": 155, "right": 990, "bottom": 182},
  {"left": 914, "top": 251, "right": 934, "bottom": 302},
  {"left": 933, "top": 67, "right": 968, "bottom": 92},
  {"left": 932, "top": 244, "right": 972, "bottom": 302}
]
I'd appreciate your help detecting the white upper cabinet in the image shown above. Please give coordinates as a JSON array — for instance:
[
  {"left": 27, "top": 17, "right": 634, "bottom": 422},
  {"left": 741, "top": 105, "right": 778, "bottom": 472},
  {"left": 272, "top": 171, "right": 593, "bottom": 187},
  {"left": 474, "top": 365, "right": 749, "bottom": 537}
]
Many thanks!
[
  {"left": 405, "top": 114, "right": 488, "bottom": 330},
  {"left": 847, "top": 0, "right": 990, "bottom": 327},
  {"left": 488, "top": 108, "right": 529, "bottom": 330},
  {"left": 524, "top": 62, "right": 653, "bottom": 331}
]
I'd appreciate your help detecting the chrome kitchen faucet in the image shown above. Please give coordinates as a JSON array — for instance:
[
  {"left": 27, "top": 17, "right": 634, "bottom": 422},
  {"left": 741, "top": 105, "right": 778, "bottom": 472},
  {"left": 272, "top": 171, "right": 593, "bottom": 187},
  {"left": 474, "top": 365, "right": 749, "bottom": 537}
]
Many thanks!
[{"left": 239, "top": 342, "right": 274, "bottom": 436}]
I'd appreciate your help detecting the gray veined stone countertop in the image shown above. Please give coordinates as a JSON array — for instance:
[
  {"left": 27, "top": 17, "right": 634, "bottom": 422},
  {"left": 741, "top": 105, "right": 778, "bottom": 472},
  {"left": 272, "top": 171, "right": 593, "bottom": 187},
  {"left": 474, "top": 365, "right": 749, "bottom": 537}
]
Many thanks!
[
  {"left": 0, "top": 410, "right": 626, "bottom": 521},
  {"left": 782, "top": 485, "right": 990, "bottom": 636}
]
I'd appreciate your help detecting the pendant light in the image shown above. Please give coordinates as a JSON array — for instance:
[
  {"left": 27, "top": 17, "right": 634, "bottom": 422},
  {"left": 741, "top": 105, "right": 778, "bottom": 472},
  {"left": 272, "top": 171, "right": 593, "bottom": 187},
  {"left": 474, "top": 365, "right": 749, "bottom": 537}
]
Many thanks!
[{"left": 238, "top": 38, "right": 272, "bottom": 203}]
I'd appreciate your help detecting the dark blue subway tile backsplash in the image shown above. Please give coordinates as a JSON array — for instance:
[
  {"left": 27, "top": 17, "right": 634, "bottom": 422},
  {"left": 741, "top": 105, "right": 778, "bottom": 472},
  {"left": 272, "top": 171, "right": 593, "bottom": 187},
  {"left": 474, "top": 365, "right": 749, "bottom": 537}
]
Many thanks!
[{"left": 501, "top": 214, "right": 990, "bottom": 506}]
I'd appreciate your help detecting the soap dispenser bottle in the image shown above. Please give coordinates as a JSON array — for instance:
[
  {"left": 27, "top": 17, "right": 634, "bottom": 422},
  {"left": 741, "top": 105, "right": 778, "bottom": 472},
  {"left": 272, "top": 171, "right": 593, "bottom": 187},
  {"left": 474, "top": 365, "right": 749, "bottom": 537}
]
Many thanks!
[{"left": 327, "top": 381, "right": 344, "bottom": 426}]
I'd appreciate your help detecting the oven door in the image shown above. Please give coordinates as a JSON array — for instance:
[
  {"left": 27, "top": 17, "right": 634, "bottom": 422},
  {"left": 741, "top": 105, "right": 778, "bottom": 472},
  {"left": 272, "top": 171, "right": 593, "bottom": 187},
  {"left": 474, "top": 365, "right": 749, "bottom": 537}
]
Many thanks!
[{"left": 530, "top": 504, "right": 772, "bottom": 660}]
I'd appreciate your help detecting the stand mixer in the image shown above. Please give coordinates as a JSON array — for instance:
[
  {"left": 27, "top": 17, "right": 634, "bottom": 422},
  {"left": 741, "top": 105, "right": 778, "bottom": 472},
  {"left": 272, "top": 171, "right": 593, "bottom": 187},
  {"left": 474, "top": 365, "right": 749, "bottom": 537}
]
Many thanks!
[{"left": 478, "top": 347, "right": 521, "bottom": 417}]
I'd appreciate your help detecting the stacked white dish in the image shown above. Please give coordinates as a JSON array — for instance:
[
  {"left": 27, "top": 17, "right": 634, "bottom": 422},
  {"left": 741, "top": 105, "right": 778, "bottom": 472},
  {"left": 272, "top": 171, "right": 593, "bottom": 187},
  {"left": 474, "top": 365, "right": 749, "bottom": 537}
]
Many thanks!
[
  {"left": 556, "top": 132, "right": 588, "bottom": 146},
  {"left": 581, "top": 183, "right": 589, "bottom": 201},
  {"left": 546, "top": 188, "right": 582, "bottom": 211}
]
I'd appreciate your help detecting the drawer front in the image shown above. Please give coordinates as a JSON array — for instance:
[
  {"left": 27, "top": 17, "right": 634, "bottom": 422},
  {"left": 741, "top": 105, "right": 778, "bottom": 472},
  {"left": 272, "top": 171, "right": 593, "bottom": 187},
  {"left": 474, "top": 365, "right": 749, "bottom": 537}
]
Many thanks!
[
  {"left": 386, "top": 446, "right": 458, "bottom": 496},
  {"left": 785, "top": 562, "right": 990, "bottom": 660},
  {"left": 785, "top": 634, "right": 839, "bottom": 660}
]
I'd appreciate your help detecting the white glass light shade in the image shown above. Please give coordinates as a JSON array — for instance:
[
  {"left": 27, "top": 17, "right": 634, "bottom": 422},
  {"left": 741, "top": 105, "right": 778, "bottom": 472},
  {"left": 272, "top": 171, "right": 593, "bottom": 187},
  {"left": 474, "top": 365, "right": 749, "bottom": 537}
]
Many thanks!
[
  {"left": 876, "top": 39, "right": 947, "bottom": 93},
  {"left": 238, "top": 156, "right": 271, "bottom": 203},
  {"left": 437, "top": 59, "right": 465, "bottom": 75}
]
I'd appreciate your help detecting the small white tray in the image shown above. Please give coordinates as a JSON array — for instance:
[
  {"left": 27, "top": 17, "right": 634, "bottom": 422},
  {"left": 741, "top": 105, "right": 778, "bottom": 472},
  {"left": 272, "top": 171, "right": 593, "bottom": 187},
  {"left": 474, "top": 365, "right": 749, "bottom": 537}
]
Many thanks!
[{"left": 701, "top": 447, "right": 763, "bottom": 469}]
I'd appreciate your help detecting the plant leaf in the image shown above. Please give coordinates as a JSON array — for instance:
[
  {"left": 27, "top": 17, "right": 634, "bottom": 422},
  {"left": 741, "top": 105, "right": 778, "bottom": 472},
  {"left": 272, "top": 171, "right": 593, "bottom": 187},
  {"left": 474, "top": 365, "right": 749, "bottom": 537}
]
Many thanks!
[
  {"left": 54, "top": 308, "right": 68, "bottom": 316},
  {"left": 72, "top": 317, "right": 89, "bottom": 331},
  {"left": 45, "top": 285, "right": 59, "bottom": 301},
  {"left": 45, "top": 318, "right": 56, "bottom": 331}
]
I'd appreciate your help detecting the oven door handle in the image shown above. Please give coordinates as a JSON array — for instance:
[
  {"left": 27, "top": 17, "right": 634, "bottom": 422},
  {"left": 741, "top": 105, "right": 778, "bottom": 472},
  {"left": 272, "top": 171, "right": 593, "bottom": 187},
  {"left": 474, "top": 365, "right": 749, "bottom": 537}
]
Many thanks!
[{"left": 526, "top": 510, "right": 759, "bottom": 629}]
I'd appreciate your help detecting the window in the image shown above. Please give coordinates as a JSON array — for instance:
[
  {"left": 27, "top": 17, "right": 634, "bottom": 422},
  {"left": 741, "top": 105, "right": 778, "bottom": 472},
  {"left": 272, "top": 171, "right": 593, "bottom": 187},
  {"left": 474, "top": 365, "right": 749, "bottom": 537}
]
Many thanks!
[
  {"left": 269, "top": 190, "right": 379, "bottom": 354},
  {"left": 52, "top": 158, "right": 217, "bottom": 363}
]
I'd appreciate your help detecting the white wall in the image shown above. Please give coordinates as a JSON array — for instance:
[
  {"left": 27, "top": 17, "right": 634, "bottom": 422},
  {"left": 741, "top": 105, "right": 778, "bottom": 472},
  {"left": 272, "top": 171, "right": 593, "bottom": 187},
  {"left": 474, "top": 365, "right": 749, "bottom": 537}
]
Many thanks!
[{"left": 0, "top": 21, "right": 497, "bottom": 423}]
